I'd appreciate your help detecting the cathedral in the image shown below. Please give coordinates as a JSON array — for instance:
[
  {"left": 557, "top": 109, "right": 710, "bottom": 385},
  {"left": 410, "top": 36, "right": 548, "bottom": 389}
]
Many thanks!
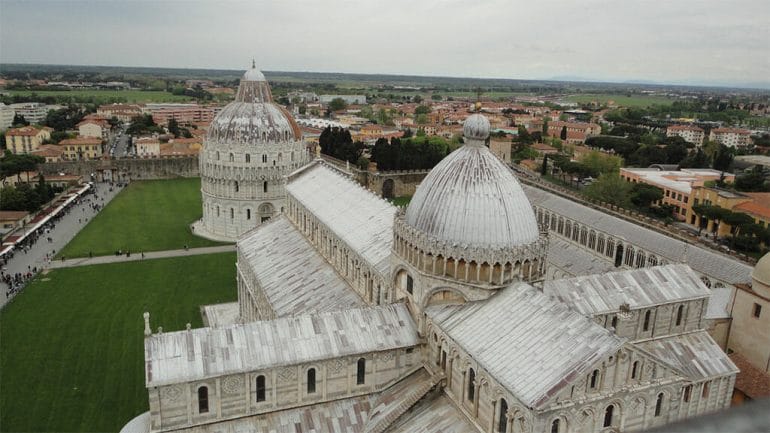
[{"left": 123, "top": 67, "right": 738, "bottom": 433}]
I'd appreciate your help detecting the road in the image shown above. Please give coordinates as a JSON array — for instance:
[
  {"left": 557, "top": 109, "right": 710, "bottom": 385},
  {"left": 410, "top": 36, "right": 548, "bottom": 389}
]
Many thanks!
[{"left": 0, "top": 182, "right": 124, "bottom": 309}]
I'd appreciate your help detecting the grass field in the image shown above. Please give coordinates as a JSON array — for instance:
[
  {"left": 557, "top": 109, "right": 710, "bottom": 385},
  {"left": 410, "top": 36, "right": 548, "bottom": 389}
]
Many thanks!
[
  {"left": 60, "top": 178, "right": 226, "bottom": 258},
  {"left": 389, "top": 196, "right": 412, "bottom": 207},
  {"left": 565, "top": 93, "right": 675, "bottom": 108},
  {"left": 5, "top": 89, "right": 193, "bottom": 104},
  {"left": 0, "top": 252, "right": 237, "bottom": 432}
]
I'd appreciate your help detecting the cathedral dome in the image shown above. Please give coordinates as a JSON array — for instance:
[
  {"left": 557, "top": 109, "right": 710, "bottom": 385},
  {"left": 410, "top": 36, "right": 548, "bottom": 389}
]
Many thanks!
[
  {"left": 752, "top": 252, "right": 770, "bottom": 296},
  {"left": 404, "top": 114, "right": 540, "bottom": 249},
  {"left": 206, "top": 64, "right": 301, "bottom": 146}
]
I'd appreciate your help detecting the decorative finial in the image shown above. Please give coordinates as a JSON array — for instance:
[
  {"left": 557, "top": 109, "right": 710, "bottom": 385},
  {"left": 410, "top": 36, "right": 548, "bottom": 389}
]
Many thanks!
[
  {"left": 143, "top": 312, "right": 151, "bottom": 336},
  {"left": 157, "top": 326, "right": 163, "bottom": 334},
  {"left": 186, "top": 323, "right": 191, "bottom": 331},
  {"left": 252, "top": 59, "right": 256, "bottom": 69}
]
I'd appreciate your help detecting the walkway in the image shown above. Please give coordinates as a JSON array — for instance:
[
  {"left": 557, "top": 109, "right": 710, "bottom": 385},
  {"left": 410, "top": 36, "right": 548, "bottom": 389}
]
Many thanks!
[{"left": 47, "top": 245, "right": 236, "bottom": 269}]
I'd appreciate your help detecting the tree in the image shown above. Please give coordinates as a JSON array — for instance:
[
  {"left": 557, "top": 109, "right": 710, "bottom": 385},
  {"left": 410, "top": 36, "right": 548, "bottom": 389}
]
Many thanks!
[
  {"left": 168, "top": 118, "right": 181, "bottom": 138},
  {"left": 413, "top": 95, "right": 423, "bottom": 103},
  {"left": 12, "top": 113, "right": 29, "bottom": 126},
  {"left": 678, "top": 148, "right": 710, "bottom": 168},
  {"left": 328, "top": 98, "right": 348, "bottom": 112},
  {"left": 580, "top": 150, "right": 622, "bottom": 175},
  {"left": 516, "top": 126, "right": 533, "bottom": 144},
  {"left": 712, "top": 144, "right": 734, "bottom": 171},
  {"left": 630, "top": 183, "right": 664, "bottom": 209},
  {"left": 542, "top": 118, "right": 549, "bottom": 136},
  {"left": 0, "top": 151, "right": 45, "bottom": 182},
  {"left": 560, "top": 126, "right": 567, "bottom": 140},
  {"left": 541, "top": 154, "right": 548, "bottom": 175},
  {"left": 584, "top": 173, "right": 632, "bottom": 207},
  {"left": 318, "top": 126, "right": 364, "bottom": 163},
  {"left": 734, "top": 166, "right": 769, "bottom": 192}
]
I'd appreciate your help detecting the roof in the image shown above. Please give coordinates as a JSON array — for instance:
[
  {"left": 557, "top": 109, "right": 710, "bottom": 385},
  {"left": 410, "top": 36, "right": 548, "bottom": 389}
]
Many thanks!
[
  {"left": 144, "top": 303, "right": 419, "bottom": 387},
  {"left": 523, "top": 185, "right": 753, "bottom": 285},
  {"left": 735, "top": 195, "right": 770, "bottom": 220},
  {"left": 668, "top": 125, "right": 704, "bottom": 132},
  {"left": 0, "top": 211, "right": 29, "bottom": 221},
  {"left": 237, "top": 215, "right": 365, "bottom": 317},
  {"left": 729, "top": 352, "right": 770, "bottom": 399},
  {"left": 5, "top": 126, "right": 48, "bottom": 136},
  {"left": 752, "top": 253, "right": 770, "bottom": 287},
  {"left": 405, "top": 122, "right": 540, "bottom": 249},
  {"left": 543, "top": 264, "right": 712, "bottom": 316},
  {"left": 58, "top": 137, "right": 102, "bottom": 145},
  {"left": 547, "top": 237, "right": 618, "bottom": 277},
  {"left": 200, "top": 302, "right": 239, "bottom": 328},
  {"left": 286, "top": 162, "right": 396, "bottom": 276},
  {"left": 635, "top": 331, "right": 738, "bottom": 380},
  {"left": 386, "top": 393, "right": 477, "bottom": 433},
  {"left": 427, "top": 282, "right": 623, "bottom": 409},
  {"left": 30, "top": 144, "right": 64, "bottom": 157}
]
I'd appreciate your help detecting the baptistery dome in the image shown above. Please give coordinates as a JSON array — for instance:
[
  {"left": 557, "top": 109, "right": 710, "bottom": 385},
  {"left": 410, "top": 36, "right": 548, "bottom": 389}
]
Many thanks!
[
  {"left": 405, "top": 113, "right": 540, "bottom": 249},
  {"left": 194, "top": 63, "right": 310, "bottom": 242}
]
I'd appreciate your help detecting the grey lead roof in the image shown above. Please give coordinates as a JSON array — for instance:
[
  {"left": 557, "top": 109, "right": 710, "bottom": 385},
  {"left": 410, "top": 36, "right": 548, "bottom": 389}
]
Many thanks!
[
  {"left": 286, "top": 163, "right": 396, "bottom": 275},
  {"left": 636, "top": 331, "right": 738, "bottom": 380},
  {"left": 543, "top": 264, "right": 712, "bottom": 316},
  {"left": 427, "top": 283, "right": 623, "bottom": 409},
  {"left": 144, "top": 304, "right": 419, "bottom": 387},
  {"left": 238, "top": 215, "right": 364, "bottom": 317},
  {"left": 523, "top": 185, "right": 753, "bottom": 285},
  {"left": 547, "top": 237, "right": 617, "bottom": 277}
]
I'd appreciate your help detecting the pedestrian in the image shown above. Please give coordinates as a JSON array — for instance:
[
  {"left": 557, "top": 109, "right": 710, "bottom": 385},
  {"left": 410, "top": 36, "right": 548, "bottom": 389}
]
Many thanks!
[{"left": 141, "top": 251, "right": 145, "bottom": 259}]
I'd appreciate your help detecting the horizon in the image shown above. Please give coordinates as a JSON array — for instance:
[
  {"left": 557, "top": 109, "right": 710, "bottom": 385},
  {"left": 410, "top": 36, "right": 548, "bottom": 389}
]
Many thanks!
[{"left": 1, "top": 1, "right": 768, "bottom": 90}]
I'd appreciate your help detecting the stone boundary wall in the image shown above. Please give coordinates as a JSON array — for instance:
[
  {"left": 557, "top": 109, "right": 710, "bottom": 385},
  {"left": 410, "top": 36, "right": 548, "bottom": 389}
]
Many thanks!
[{"left": 37, "top": 156, "right": 200, "bottom": 182}]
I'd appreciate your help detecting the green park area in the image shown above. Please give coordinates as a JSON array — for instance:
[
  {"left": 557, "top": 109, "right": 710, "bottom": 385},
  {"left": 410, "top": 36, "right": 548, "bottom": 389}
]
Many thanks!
[
  {"left": 59, "top": 178, "right": 226, "bottom": 258},
  {"left": 0, "top": 252, "right": 237, "bottom": 432},
  {"left": 5, "top": 89, "right": 193, "bottom": 104},
  {"left": 565, "top": 93, "right": 675, "bottom": 108}
]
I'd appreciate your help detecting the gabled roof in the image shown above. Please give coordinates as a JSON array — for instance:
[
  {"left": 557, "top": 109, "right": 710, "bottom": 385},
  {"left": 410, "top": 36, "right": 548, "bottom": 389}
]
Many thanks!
[
  {"left": 145, "top": 303, "right": 419, "bottom": 387},
  {"left": 238, "top": 215, "right": 365, "bottom": 317},
  {"left": 427, "top": 283, "right": 623, "bottom": 409},
  {"left": 286, "top": 162, "right": 396, "bottom": 276},
  {"left": 543, "top": 264, "right": 711, "bottom": 316},
  {"left": 523, "top": 185, "right": 753, "bottom": 285},
  {"left": 636, "top": 331, "right": 738, "bottom": 381}
]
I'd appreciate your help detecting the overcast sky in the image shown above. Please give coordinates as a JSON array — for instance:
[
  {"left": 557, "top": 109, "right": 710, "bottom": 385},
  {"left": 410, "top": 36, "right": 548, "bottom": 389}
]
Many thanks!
[{"left": 1, "top": 0, "right": 769, "bottom": 88}]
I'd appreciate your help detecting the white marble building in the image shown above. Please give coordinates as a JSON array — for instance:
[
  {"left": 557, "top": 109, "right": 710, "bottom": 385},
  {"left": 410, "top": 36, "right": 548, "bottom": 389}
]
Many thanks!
[
  {"left": 126, "top": 114, "right": 737, "bottom": 433},
  {"left": 193, "top": 64, "right": 310, "bottom": 242}
]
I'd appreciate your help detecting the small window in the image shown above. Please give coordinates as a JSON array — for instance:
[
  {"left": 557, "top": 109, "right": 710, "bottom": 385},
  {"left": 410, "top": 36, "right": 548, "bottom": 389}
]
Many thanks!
[
  {"left": 234, "top": 181, "right": 239, "bottom": 192},
  {"left": 702, "top": 382, "right": 710, "bottom": 399},
  {"left": 245, "top": 154, "right": 251, "bottom": 162},
  {"left": 262, "top": 154, "right": 267, "bottom": 163},
  {"left": 229, "top": 153, "right": 234, "bottom": 162},
  {"left": 406, "top": 275, "right": 414, "bottom": 294},
  {"left": 643, "top": 310, "right": 651, "bottom": 332},
  {"left": 216, "top": 206, "right": 220, "bottom": 217},
  {"left": 631, "top": 361, "right": 639, "bottom": 379},
  {"left": 499, "top": 399, "right": 509, "bottom": 433},
  {"left": 255, "top": 375, "right": 266, "bottom": 402},
  {"left": 198, "top": 386, "right": 209, "bottom": 413},
  {"left": 655, "top": 393, "right": 664, "bottom": 416},
  {"left": 467, "top": 368, "right": 476, "bottom": 402},
  {"left": 216, "top": 151, "right": 220, "bottom": 160},
  {"left": 676, "top": 305, "right": 684, "bottom": 326},
  {"left": 356, "top": 358, "right": 366, "bottom": 385},
  {"left": 551, "top": 419, "right": 560, "bottom": 433},
  {"left": 590, "top": 369, "right": 600, "bottom": 389},
  {"left": 246, "top": 209, "right": 251, "bottom": 220},
  {"left": 307, "top": 368, "right": 316, "bottom": 394},
  {"left": 230, "top": 208, "right": 234, "bottom": 219},
  {"left": 683, "top": 385, "right": 692, "bottom": 403},
  {"left": 263, "top": 181, "right": 268, "bottom": 193},
  {"left": 603, "top": 405, "right": 614, "bottom": 428},
  {"left": 753, "top": 303, "right": 762, "bottom": 318},
  {"left": 611, "top": 315, "right": 618, "bottom": 329},
  {"left": 406, "top": 347, "right": 414, "bottom": 354}
]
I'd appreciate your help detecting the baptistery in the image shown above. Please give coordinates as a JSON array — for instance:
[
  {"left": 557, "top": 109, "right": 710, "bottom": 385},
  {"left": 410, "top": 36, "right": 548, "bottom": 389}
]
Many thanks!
[{"left": 195, "top": 63, "right": 310, "bottom": 241}]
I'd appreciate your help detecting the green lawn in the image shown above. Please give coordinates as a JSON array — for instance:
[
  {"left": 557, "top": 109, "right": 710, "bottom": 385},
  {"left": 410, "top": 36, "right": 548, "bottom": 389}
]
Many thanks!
[
  {"left": 389, "top": 196, "right": 412, "bottom": 207},
  {"left": 0, "top": 253, "right": 237, "bottom": 432},
  {"left": 60, "top": 178, "right": 226, "bottom": 258},
  {"left": 5, "top": 89, "right": 193, "bottom": 104},
  {"left": 565, "top": 93, "right": 675, "bottom": 108}
]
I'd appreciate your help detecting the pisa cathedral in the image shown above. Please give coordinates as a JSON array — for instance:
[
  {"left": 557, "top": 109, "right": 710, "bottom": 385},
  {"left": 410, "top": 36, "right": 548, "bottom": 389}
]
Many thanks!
[{"left": 124, "top": 66, "right": 745, "bottom": 433}]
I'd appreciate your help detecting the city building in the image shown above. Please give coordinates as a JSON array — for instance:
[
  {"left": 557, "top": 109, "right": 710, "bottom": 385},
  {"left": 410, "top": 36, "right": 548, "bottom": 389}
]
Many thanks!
[
  {"left": 686, "top": 187, "right": 770, "bottom": 237},
  {"left": 125, "top": 114, "right": 736, "bottom": 433},
  {"left": 97, "top": 104, "right": 143, "bottom": 123},
  {"left": 8, "top": 102, "right": 60, "bottom": 124},
  {"left": 319, "top": 94, "right": 367, "bottom": 105},
  {"left": 77, "top": 118, "right": 110, "bottom": 140},
  {"left": 193, "top": 65, "right": 310, "bottom": 242},
  {"left": 709, "top": 128, "right": 752, "bottom": 149},
  {"left": 0, "top": 103, "right": 15, "bottom": 131},
  {"left": 57, "top": 137, "right": 103, "bottom": 160},
  {"left": 620, "top": 168, "right": 734, "bottom": 220},
  {"left": 135, "top": 137, "right": 161, "bottom": 157},
  {"left": 545, "top": 121, "right": 601, "bottom": 144},
  {"left": 727, "top": 253, "right": 770, "bottom": 374},
  {"left": 31, "top": 144, "right": 65, "bottom": 162},
  {"left": 146, "top": 104, "right": 216, "bottom": 126},
  {"left": 4, "top": 125, "right": 52, "bottom": 154},
  {"left": 666, "top": 125, "right": 705, "bottom": 146}
]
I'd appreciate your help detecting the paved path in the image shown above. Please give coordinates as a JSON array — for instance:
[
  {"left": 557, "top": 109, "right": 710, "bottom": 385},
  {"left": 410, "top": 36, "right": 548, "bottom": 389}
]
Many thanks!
[
  {"left": 47, "top": 245, "right": 236, "bottom": 269},
  {"left": 1, "top": 182, "right": 125, "bottom": 308}
]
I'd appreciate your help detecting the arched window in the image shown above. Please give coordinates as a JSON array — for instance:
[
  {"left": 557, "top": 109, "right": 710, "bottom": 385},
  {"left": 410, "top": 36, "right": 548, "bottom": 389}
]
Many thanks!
[
  {"left": 611, "top": 315, "right": 618, "bottom": 329},
  {"left": 498, "top": 399, "right": 509, "bottom": 432},
  {"left": 631, "top": 361, "right": 639, "bottom": 379},
  {"left": 603, "top": 405, "right": 614, "bottom": 427},
  {"left": 262, "top": 154, "right": 267, "bottom": 163},
  {"left": 229, "top": 153, "right": 234, "bottom": 162},
  {"left": 246, "top": 209, "right": 251, "bottom": 220},
  {"left": 643, "top": 310, "right": 651, "bottom": 331},
  {"left": 357, "top": 358, "right": 366, "bottom": 385},
  {"left": 307, "top": 368, "right": 316, "bottom": 394},
  {"left": 255, "top": 375, "right": 266, "bottom": 402},
  {"left": 406, "top": 274, "right": 413, "bottom": 294},
  {"left": 590, "top": 369, "right": 600, "bottom": 389},
  {"left": 551, "top": 419, "right": 560, "bottom": 433},
  {"left": 216, "top": 151, "right": 220, "bottom": 160},
  {"left": 702, "top": 382, "right": 710, "bottom": 398},
  {"left": 198, "top": 386, "right": 209, "bottom": 413},
  {"left": 676, "top": 305, "right": 684, "bottom": 326},
  {"left": 683, "top": 385, "right": 692, "bottom": 402},
  {"left": 655, "top": 393, "right": 664, "bottom": 416},
  {"left": 263, "top": 181, "right": 268, "bottom": 193},
  {"left": 230, "top": 208, "right": 234, "bottom": 219},
  {"left": 234, "top": 181, "right": 239, "bottom": 192},
  {"left": 245, "top": 154, "right": 250, "bottom": 162},
  {"left": 467, "top": 368, "right": 476, "bottom": 402}
]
